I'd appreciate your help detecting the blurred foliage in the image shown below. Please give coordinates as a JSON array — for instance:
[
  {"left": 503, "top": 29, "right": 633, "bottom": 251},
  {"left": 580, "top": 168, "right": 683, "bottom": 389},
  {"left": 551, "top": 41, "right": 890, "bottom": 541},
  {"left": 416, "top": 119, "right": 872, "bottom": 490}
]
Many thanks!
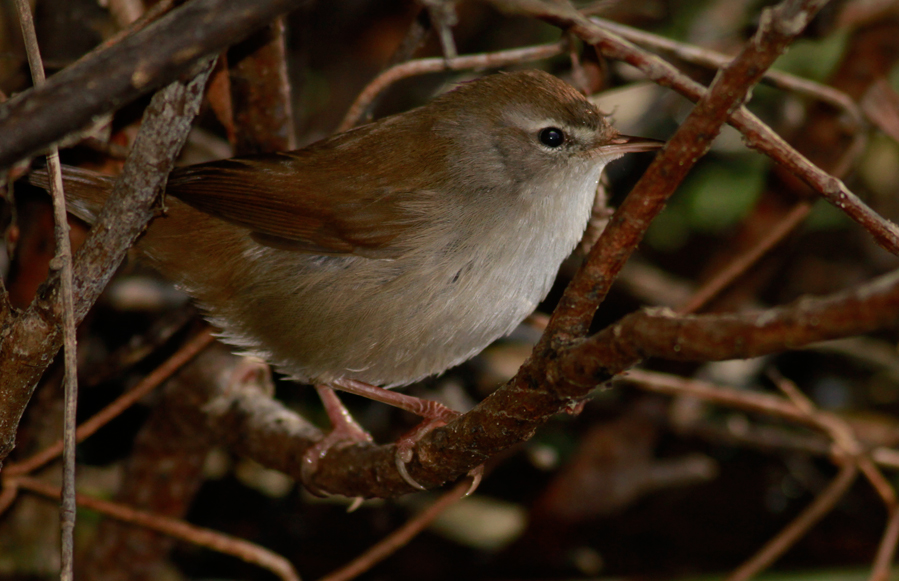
[{"left": 647, "top": 154, "right": 768, "bottom": 250}]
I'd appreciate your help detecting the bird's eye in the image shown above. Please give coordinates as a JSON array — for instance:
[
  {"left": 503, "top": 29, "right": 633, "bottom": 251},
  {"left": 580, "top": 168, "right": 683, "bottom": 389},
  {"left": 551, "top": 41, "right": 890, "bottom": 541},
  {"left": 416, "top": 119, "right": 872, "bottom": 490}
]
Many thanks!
[{"left": 538, "top": 127, "right": 565, "bottom": 148}]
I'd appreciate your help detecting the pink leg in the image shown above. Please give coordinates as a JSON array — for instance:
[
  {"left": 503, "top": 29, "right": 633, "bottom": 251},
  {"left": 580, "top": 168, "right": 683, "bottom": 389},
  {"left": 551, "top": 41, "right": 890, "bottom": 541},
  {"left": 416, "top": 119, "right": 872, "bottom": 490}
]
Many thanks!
[
  {"left": 301, "top": 385, "right": 374, "bottom": 495},
  {"left": 331, "top": 378, "right": 463, "bottom": 491},
  {"left": 330, "top": 378, "right": 460, "bottom": 422}
]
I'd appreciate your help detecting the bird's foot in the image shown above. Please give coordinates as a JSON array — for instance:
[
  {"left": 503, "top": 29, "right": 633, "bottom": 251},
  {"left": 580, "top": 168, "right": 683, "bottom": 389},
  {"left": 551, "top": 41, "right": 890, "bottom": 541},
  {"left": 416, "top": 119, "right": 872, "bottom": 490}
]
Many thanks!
[
  {"left": 327, "top": 378, "right": 480, "bottom": 492},
  {"left": 301, "top": 385, "right": 374, "bottom": 496}
]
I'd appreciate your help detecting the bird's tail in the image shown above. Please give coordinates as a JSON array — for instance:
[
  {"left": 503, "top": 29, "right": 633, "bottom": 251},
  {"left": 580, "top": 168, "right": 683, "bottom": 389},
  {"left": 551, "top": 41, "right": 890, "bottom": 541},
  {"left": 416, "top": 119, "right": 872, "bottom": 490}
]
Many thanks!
[{"left": 26, "top": 166, "right": 114, "bottom": 225}]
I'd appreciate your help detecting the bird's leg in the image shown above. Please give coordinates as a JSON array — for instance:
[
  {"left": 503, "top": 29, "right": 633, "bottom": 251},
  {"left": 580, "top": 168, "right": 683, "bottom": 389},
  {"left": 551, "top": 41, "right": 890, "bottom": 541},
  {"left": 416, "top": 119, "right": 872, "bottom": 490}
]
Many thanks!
[
  {"left": 330, "top": 378, "right": 460, "bottom": 422},
  {"left": 330, "top": 378, "right": 469, "bottom": 491},
  {"left": 301, "top": 385, "right": 374, "bottom": 495}
]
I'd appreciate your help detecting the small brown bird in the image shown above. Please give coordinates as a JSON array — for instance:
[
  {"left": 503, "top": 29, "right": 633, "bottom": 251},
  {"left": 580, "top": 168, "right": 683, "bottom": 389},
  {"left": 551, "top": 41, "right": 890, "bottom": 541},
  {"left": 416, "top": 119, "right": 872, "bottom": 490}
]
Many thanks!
[{"left": 32, "top": 70, "right": 662, "bottom": 487}]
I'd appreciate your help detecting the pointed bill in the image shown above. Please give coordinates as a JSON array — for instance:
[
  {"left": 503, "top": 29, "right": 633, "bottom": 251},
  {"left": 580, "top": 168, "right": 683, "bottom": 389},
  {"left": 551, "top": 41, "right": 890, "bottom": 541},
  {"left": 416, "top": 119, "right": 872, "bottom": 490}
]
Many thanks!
[{"left": 601, "top": 135, "right": 666, "bottom": 156}]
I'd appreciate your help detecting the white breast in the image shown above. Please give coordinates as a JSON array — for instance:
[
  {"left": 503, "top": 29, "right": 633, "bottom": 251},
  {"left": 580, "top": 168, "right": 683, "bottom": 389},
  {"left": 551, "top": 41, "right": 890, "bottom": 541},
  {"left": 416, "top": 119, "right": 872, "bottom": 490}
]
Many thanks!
[{"left": 200, "top": 162, "right": 604, "bottom": 388}]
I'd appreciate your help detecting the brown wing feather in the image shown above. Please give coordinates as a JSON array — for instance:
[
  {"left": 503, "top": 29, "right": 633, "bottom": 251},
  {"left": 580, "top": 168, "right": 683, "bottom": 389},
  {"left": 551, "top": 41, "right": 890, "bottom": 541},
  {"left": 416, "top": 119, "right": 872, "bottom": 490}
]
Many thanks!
[{"left": 166, "top": 138, "right": 439, "bottom": 259}]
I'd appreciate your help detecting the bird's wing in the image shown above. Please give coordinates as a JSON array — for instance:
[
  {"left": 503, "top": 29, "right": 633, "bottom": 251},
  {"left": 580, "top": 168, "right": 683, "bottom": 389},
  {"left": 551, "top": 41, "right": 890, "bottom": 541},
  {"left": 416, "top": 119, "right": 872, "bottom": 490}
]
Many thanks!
[{"left": 166, "top": 150, "right": 438, "bottom": 259}]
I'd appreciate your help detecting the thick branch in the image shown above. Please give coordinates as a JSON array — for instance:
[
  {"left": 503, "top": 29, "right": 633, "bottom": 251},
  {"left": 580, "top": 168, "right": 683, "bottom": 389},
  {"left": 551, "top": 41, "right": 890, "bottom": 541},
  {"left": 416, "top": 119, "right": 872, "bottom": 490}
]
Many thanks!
[
  {"left": 199, "top": 268, "right": 899, "bottom": 498},
  {"left": 557, "top": 269, "right": 899, "bottom": 396},
  {"left": 0, "top": 63, "right": 213, "bottom": 463},
  {"left": 0, "top": 0, "right": 307, "bottom": 169}
]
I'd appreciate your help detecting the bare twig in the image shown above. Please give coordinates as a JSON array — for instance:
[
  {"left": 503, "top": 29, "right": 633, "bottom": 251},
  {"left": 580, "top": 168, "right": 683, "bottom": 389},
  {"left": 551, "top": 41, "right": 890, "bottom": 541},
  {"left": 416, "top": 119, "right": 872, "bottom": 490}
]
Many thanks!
[
  {"left": 673, "top": 418, "right": 833, "bottom": 458},
  {"left": 5, "top": 328, "right": 215, "bottom": 478},
  {"left": 621, "top": 369, "right": 817, "bottom": 426},
  {"left": 622, "top": 369, "right": 899, "bottom": 471},
  {"left": 678, "top": 202, "right": 813, "bottom": 314},
  {"left": 12, "top": 0, "right": 78, "bottom": 576},
  {"left": 871, "top": 506, "right": 899, "bottom": 581},
  {"left": 771, "top": 370, "right": 897, "bottom": 509},
  {"left": 555, "top": 268, "right": 899, "bottom": 396},
  {"left": 317, "top": 479, "right": 473, "bottom": 581},
  {"left": 726, "top": 463, "right": 859, "bottom": 581},
  {"left": 338, "top": 41, "right": 567, "bottom": 131},
  {"left": 11, "top": 475, "right": 301, "bottom": 581},
  {"left": 590, "top": 16, "right": 865, "bottom": 129}
]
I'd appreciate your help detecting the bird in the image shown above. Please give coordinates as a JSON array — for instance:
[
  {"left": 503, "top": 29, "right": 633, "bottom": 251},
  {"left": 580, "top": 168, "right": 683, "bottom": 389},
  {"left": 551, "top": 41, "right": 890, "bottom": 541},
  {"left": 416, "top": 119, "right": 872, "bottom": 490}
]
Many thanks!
[{"left": 29, "top": 69, "right": 662, "bottom": 490}]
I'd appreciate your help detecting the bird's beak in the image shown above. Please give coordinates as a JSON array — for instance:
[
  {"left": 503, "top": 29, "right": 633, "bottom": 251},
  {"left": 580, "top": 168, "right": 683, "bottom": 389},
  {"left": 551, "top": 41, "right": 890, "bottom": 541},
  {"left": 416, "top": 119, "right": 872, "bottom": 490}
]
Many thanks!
[{"left": 601, "top": 135, "right": 666, "bottom": 156}]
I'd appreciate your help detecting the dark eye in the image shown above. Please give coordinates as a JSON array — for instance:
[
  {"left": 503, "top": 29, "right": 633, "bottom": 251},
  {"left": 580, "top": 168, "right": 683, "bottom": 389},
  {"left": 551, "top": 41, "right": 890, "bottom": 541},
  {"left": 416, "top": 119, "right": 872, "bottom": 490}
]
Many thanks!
[{"left": 539, "top": 127, "right": 565, "bottom": 148}]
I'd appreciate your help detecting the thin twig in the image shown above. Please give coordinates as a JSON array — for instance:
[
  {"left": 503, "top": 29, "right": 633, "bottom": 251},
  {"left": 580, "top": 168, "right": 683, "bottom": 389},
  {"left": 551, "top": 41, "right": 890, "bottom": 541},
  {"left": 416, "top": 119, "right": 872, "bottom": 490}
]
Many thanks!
[
  {"left": 13, "top": 0, "right": 78, "bottom": 577},
  {"left": 5, "top": 328, "right": 215, "bottom": 477},
  {"left": 317, "top": 479, "right": 472, "bottom": 581},
  {"left": 491, "top": 2, "right": 899, "bottom": 256},
  {"left": 870, "top": 506, "right": 899, "bottom": 581},
  {"left": 678, "top": 202, "right": 813, "bottom": 314},
  {"left": 590, "top": 16, "right": 866, "bottom": 129},
  {"left": 338, "top": 40, "right": 567, "bottom": 131},
  {"left": 726, "top": 462, "right": 859, "bottom": 581},
  {"left": 511, "top": 0, "right": 834, "bottom": 345},
  {"left": 769, "top": 370, "right": 897, "bottom": 509},
  {"left": 622, "top": 369, "right": 819, "bottom": 427},
  {"left": 622, "top": 368, "right": 899, "bottom": 472},
  {"left": 12, "top": 475, "right": 301, "bottom": 581}
]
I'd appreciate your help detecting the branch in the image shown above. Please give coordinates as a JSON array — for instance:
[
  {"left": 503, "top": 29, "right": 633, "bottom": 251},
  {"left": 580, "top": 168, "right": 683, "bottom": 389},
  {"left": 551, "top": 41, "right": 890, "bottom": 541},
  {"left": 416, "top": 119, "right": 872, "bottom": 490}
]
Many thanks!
[
  {"left": 590, "top": 16, "right": 865, "bottom": 130},
  {"left": 338, "top": 40, "right": 567, "bottom": 131},
  {"left": 0, "top": 0, "right": 308, "bottom": 169},
  {"left": 555, "top": 268, "right": 899, "bottom": 393},
  {"left": 9, "top": 475, "right": 300, "bottom": 581},
  {"left": 0, "top": 61, "right": 214, "bottom": 463},
  {"left": 194, "top": 268, "right": 899, "bottom": 498},
  {"left": 727, "top": 463, "right": 859, "bottom": 581},
  {"left": 12, "top": 0, "right": 79, "bottom": 574}
]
